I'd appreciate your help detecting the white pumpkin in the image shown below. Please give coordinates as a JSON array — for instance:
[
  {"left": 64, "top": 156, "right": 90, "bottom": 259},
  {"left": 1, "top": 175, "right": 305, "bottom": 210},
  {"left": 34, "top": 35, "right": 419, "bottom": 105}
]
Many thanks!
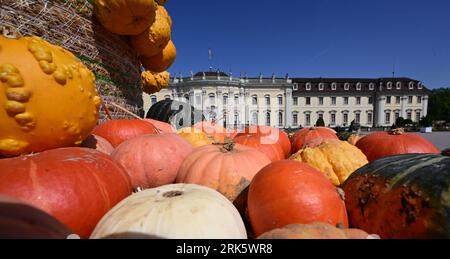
[{"left": 90, "top": 184, "right": 247, "bottom": 239}]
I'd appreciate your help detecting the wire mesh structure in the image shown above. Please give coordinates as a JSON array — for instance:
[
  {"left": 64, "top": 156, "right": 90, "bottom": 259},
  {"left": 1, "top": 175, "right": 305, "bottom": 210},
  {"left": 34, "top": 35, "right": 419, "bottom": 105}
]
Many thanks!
[{"left": 0, "top": 0, "right": 145, "bottom": 121}]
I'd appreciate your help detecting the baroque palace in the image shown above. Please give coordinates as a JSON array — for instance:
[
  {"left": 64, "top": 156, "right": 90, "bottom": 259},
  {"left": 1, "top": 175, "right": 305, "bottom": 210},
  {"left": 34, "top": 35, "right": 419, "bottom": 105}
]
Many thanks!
[{"left": 144, "top": 71, "right": 430, "bottom": 129}]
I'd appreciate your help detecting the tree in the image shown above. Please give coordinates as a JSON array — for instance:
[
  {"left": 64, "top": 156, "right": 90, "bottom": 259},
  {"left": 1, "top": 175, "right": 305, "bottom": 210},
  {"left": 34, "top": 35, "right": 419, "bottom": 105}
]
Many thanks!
[
  {"left": 419, "top": 116, "right": 433, "bottom": 127},
  {"left": 395, "top": 117, "right": 405, "bottom": 128},
  {"left": 403, "top": 119, "right": 414, "bottom": 126},
  {"left": 315, "top": 117, "right": 325, "bottom": 127},
  {"left": 428, "top": 88, "right": 450, "bottom": 123}
]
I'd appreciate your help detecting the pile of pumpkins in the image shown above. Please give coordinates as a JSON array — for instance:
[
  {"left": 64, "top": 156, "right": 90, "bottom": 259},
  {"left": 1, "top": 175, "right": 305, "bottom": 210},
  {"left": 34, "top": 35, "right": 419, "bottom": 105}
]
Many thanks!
[{"left": 94, "top": 0, "right": 175, "bottom": 94}]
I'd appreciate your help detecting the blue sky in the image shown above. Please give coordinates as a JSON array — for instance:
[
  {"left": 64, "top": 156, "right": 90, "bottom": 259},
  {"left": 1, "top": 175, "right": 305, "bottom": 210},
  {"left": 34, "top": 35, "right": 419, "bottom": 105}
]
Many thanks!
[{"left": 165, "top": 0, "right": 450, "bottom": 88}]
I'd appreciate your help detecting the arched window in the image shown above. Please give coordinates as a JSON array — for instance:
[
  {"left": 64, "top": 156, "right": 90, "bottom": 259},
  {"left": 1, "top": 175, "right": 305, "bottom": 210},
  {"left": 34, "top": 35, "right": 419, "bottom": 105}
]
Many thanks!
[
  {"left": 265, "top": 95, "right": 271, "bottom": 106},
  {"left": 277, "top": 95, "right": 283, "bottom": 105},
  {"left": 356, "top": 83, "right": 362, "bottom": 91},
  {"left": 409, "top": 82, "right": 415, "bottom": 90},
  {"left": 306, "top": 83, "right": 312, "bottom": 91},
  {"left": 319, "top": 83, "right": 325, "bottom": 91},
  {"left": 396, "top": 82, "right": 402, "bottom": 90},
  {"left": 252, "top": 95, "right": 258, "bottom": 105},
  {"left": 344, "top": 83, "right": 350, "bottom": 91},
  {"left": 369, "top": 83, "right": 375, "bottom": 90},
  {"left": 387, "top": 82, "right": 393, "bottom": 90},
  {"left": 209, "top": 93, "right": 216, "bottom": 105},
  {"left": 418, "top": 82, "right": 423, "bottom": 89},
  {"left": 331, "top": 83, "right": 337, "bottom": 91},
  {"left": 266, "top": 112, "right": 271, "bottom": 126}
]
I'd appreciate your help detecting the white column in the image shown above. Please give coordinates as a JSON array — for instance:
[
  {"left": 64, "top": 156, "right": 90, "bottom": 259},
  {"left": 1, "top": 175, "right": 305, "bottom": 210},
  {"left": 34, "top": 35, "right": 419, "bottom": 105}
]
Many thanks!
[
  {"left": 423, "top": 96, "right": 429, "bottom": 117},
  {"left": 401, "top": 96, "right": 408, "bottom": 119},
  {"left": 376, "top": 96, "right": 386, "bottom": 126},
  {"left": 285, "top": 89, "right": 293, "bottom": 128},
  {"left": 216, "top": 89, "right": 223, "bottom": 125}
]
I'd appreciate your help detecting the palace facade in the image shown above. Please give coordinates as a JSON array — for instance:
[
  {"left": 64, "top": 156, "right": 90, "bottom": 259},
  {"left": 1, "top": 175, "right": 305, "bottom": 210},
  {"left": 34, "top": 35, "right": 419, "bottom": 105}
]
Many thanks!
[{"left": 143, "top": 72, "right": 430, "bottom": 129}]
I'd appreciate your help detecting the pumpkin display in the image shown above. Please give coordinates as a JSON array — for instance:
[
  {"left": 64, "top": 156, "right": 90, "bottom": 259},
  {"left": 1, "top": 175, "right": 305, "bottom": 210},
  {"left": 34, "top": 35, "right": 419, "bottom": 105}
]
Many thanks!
[
  {"left": 0, "top": 195, "right": 74, "bottom": 239},
  {"left": 176, "top": 142, "right": 272, "bottom": 201},
  {"left": 247, "top": 160, "right": 349, "bottom": 237},
  {"left": 80, "top": 134, "right": 114, "bottom": 155},
  {"left": 92, "top": 119, "right": 159, "bottom": 148},
  {"left": 131, "top": 5, "right": 172, "bottom": 57},
  {"left": 290, "top": 140, "right": 369, "bottom": 186},
  {"left": 193, "top": 121, "right": 230, "bottom": 142},
  {"left": 141, "top": 70, "right": 170, "bottom": 95},
  {"left": 112, "top": 134, "right": 193, "bottom": 190},
  {"left": 342, "top": 153, "right": 450, "bottom": 239},
  {"left": 355, "top": 129, "right": 440, "bottom": 162},
  {"left": 237, "top": 126, "right": 291, "bottom": 158},
  {"left": 0, "top": 148, "right": 133, "bottom": 238},
  {"left": 347, "top": 135, "right": 362, "bottom": 146},
  {"left": 93, "top": 0, "right": 158, "bottom": 36},
  {"left": 144, "top": 118, "right": 175, "bottom": 133},
  {"left": 146, "top": 99, "right": 205, "bottom": 129},
  {"left": 140, "top": 40, "right": 176, "bottom": 73},
  {"left": 291, "top": 127, "right": 338, "bottom": 154},
  {"left": 234, "top": 134, "right": 284, "bottom": 162},
  {"left": 91, "top": 184, "right": 247, "bottom": 239},
  {"left": 0, "top": 36, "right": 101, "bottom": 157},
  {"left": 258, "top": 223, "right": 373, "bottom": 239},
  {"left": 177, "top": 128, "right": 216, "bottom": 148}
]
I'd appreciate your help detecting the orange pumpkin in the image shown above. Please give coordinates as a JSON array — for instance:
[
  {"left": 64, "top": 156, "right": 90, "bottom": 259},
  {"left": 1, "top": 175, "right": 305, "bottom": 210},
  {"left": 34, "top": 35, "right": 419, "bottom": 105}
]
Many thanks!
[
  {"left": 193, "top": 121, "right": 230, "bottom": 143},
  {"left": 347, "top": 135, "right": 362, "bottom": 145},
  {"left": 237, "top": 126, "right": 291, "bottom": 158},
  {"left": 112, "top": 134, "right": 193, "bottom": 190},
  {"left": 93, "top": 0, "right": 158, "bottom": 35},
  {"left": 140, "top": 40, "right": 176, "bottom": 73},
  {"left": 248, "top": 160, "right": 348, "bottom": 237},
  {"left": 92, "top": 119, "right": 159, "bottom": 148},
  {"left": 258, "top": 223, "right": 373, "bottom": 239},
  {"left": 233, "top": 134, "right": 284, "bottom": 162},
  {"left": 144, "top": 119, "right": 175, "bottom": 133},
  {"left": 291, "top": 127, "right": 338, "bottom": 153},
  {"left": 80, "top": 134, "right": 114, "bottom": 155},
  {"left": 176, "top": 142, "right": 272, "bottom": 201},
  {"left": 0, "top": 36, "right": 101, "bottom": 157},
  {"left": 131, "top": 5, "right": 172, "bottom": 57}
]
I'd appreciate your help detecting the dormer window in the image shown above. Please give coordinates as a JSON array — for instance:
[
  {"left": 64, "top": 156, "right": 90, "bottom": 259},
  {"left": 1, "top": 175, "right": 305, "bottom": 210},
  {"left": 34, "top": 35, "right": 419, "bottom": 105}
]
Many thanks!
[
  {"left": 306, "top": 83, "right": 312, "bottom": 91},
  {"left": 319, "top": 83, "right": 325, "bottom": 91},
  {"left": 387, "top": 82, "right": 393, "bottom": 90},
  {"left": 409, "top": 82, "right": 415, "bottom": 90},
  {"left": 331, "top": 83, "right": 337, "bottom": 91},
  {"left": 293, "top": 83, "right": 298, "bottom": 91},
  {"left": 344, "top": 83, "right": 350, "bottom": 91},
  {"left": 356, "top": 83, "right": 362, "bottom": 91},
  {"left": 369, "top": 83, "right": 375, "bottom": 91},
  {"left": 418, "top": 82, "right": 423, "bottom": 89},
  {"left": 396, "top": 82, "right": 402, "bottom": 90}
]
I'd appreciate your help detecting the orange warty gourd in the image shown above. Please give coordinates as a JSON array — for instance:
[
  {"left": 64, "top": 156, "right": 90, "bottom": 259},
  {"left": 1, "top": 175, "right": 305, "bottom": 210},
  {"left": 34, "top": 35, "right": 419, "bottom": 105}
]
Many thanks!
[
  {"left": 0, "top": 148, "right": 133, "bottom": 238},
  {"left": 258, "top": 223, "right": 373, "bottom": 239},
  {"left": 80, "top": 134, "right": 115, "bottom": 155},
  {"left": 355, "top": 129, "right": 440, "bottom": 162},
  {"left": 236, "top": 126, "right": 291, "bottom": 158},
  {"left": 248, "top": 160, "right": 349, "bottom": 237},
  {"left": 92, "top": 119, "right": 159, "bottom": 148},
  {"left": 233, "top": 134, "right": 284, "bottom": 162},
  {"left": 290, "top": 140, "right": 368, "bottom": 186},
  {"left": 112, "top": 134, "right": 193, "bottom": 189},
  {"left": 144, "top": 119, "right": 175, "bottom": 133},
  {"left": 93, "top": 0, "right": 158, "bottom": 35},
  {"left": 131, "top": 5, "right": 172, "bottom": 57},
  {"left": 0, "top": 36, "right": 101, "bottom": 157},
  {"left": 141, "top": 70, "right": 170, "bottom": 94},
  {"left": 176, "top": 143, "right": 272, "bottom": 202},
  {"left": 291, "top": 127, "right": 338, "bottom": 153},
  {"left": 140, "top": 40, "right": 176, "bottom": 73}
]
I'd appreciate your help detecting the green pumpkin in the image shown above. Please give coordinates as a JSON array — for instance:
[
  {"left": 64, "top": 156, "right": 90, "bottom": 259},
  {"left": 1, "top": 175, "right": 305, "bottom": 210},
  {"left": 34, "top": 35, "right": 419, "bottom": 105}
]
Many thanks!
[
  {"left": 146, "top": 100, "right": 205, "bottom": 129},
  {"left": 343, "top": 153, "right": 450, "bottom": 239}
]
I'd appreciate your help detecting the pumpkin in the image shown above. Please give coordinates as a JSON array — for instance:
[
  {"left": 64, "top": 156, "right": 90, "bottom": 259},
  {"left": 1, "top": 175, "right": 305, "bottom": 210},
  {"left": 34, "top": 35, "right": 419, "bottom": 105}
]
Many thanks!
[
  {"left": 93, "top": 0, "right": 158, "bottom": 35},
  {"left": 258, "top": 223, "right": 373, "bottom": 239},
  {"left": 146, "top": 99, "right": 205, "bottom": 129},
  {"left": 131, "top": 5, "right": 172, "bottom": 57},
  {"left": 91, "top": 184, "right": 247, "bottom": 239},
  {"left": 80, "top": 134, "right": 114, "bottom": 155},
  {"left": 0, "top": 148, "right": 133, "bottom": 238},
  {"left": 177, "top": 127, "right": 216, "bottom": 148},
  {"left": 0, "top": 195, "right": 74, "bottom": 239},
  {"left": 347, "top": 135, "right": 362, "bottom": 145},
  {"left": 233, "top": 134, "right": 284, "bottom": 162},
  {"left": 112, "top": 134, "right": 193, "bottom": 190},
  {"left": 0, "top": 36, "right": 101, "bottom": 157},
  {"left": 141, "top": 70, "right": 170, "bottom": 95},
  {"left": 140, "top": 40, "right": 176, "bottom": 73},
  {"left": 193, "top": 121, "right": 231, "bottom": 142},
  {"left": 355, "top": 128, "right": 440, "bottom": 162},
  {"left": 291, "top": 127, "right": 338, "bottom": 154},
  {"left": 290, "top": 140, "right": 369, "bottom": 186},
  {"left": 343, "top": 153, "right": 450, "bottom": 239},
  {"left": 247, "top": 160, "right": 349, "bottom": 237},
  {"left": 92, "top": 119, "right": 159, "bottom": 148},
  {"left": 236, "top": 126, "right": 291, "bottom": 158},
  {"left": 176, "top": 142, "right": 271, "bottom": 201},
  {"left": 144, "top": 118, "right": 175, "bottom": 133}
]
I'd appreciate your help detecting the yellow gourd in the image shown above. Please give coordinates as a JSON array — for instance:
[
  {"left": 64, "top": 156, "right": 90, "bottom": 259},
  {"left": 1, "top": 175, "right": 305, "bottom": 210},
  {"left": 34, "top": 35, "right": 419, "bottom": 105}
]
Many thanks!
[
  {"left": 177, "top": 127, "right": 216, "bottom": 148},
  {"left": 0, "top": 36, "right": 101, "bottom": 156},
  {"left": 141, "top": 70, "right": 170, "bottom": 94},
  {"left": 140, "top": 40, "right": 176, "bottom": 73},
  {"left": 290, "top": 140, "right": 368, "bottom": 186}
]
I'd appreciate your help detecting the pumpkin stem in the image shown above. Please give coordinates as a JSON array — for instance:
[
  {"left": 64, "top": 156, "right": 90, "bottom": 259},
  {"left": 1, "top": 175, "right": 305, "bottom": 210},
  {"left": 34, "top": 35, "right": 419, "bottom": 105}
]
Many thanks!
[
  {"left": 213, "top": 137, "right": 235, "bottom": 152},
  {"left": 389, "top": 128, "right": 405, "bottom": 135}
]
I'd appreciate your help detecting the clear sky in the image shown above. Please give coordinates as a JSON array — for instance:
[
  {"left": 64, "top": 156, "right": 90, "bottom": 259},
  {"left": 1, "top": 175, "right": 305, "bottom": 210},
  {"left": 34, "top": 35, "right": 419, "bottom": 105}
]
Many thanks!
[{"left": 165, "top": 0, "right": 450, "bottom": 88}]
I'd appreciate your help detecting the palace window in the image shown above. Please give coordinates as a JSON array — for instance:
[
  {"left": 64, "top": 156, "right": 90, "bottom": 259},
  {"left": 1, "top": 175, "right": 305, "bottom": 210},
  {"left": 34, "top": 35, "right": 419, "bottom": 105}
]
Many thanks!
[
  {"left": 387, "top": 82, "right": 393, "bottom": 90},
  {"left": 293, "top": 83, "right": 298, "bottom": 91},
  {"left": 396, "top": 96, "right": 401, "bottom": 104},
  {"left": 151, "top": 96, "right": 157, "bottom": 105},
  {"left": 223, "top": 95, "right": 228, "bottom": 105},
  {"left": 356, "top": 97, "right": 361, "bottom": 105},
  {"left": 234, "top": 113, "right": 239, "bottom": 125},
  {"left": 395, "top": 112, "right": 400, "bottom": 121},
  {"left": 344, "top": 83, "right": 350, "bottom": 91},
  {"left": 306, "top": 97, "right": 311, "bottom": 105},
  {"left": 368, "top": 113, "right": 373, "bottom": 124},
  {"left": 223, "top": 112, "right": 227, "bottom": 128},
  {"left": 356, "top": 83, "right": 362, "bottom": 91},
  {"left": 331, "top": 97, "right": 337, "bottom": 106},
  {"left": 418, "top": 82, "right": 423, "bottom": 89},
  {"left": 306, "top": 83, "right": 312, "bottom": 91},
  {"left": 319, "top": 97, "right": 324, "bottom": 106},
  {"left": 278, "top": 95, "right": 283, "bottom": 105},
  {"left": 408, "top": 96, "right": 413, "bottom": 104},
  {"left": 407, "top": 112, "right": 412, "bottom": 120},
  {"left": 319, "top": 83, "right": 325, "bottom": 91},
  {"left": 293, "top": 97, "right": 298, "bottom": 106},
  {"left": 265, "top": 95, "right": 271, "bottom": 106},
  {"left": 409, "top": 82, "right": 414, "bottom": 90},
  {"left": 252, "top": 95, "right": 258, "bottom": 105},
  {"left": 355, "top": 113, "right": 361, "bottom": 124},
  {"left": 235, "top": 95, "right": 240, "bottom": 105},
  {"left": 266, "top": 112, "right": 271, "bottom": 126},
  {"left": 385, "top": 112, "right": 391, "bottom": 124},
  {"left": 343, "top": 113, "right": 349, "bottom": 125},
  {"left": 209, "top": 94, "right": 216, "bottom": 105},
  {"left": 396, "top": 82, "right": 402, "bottom": 90},
  {"left": 369, "top": 83, "right": 375, "bottom": 91},
  {"left": 331, "top": 83, "right": 337, "bottom": 91},
  {"left": 368, "top": 96, "right": 373, "bottom": 104},
  {"left": 416, "top": 112, "right": 421, "bottom": 122},
  {"left": 305, "top": 114, "right": 311, "bottom": 127},
  {"left": 293, "top": 113, "right": 299, "bottom": 126},
  {"left": 344, "top": 97, "right": 349, "bottom": 105},
  {"left": 386, "top": 96, "right": 391, "bottom": 104},
  {"left": 331, "top": 113, "right": 336, "bottom": 125},
  {"left": 278, "top": 112, "right": 284, "bottom": 127},
  {"left": 417, "top": 96, "right": 422, "bottom": 104}
]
